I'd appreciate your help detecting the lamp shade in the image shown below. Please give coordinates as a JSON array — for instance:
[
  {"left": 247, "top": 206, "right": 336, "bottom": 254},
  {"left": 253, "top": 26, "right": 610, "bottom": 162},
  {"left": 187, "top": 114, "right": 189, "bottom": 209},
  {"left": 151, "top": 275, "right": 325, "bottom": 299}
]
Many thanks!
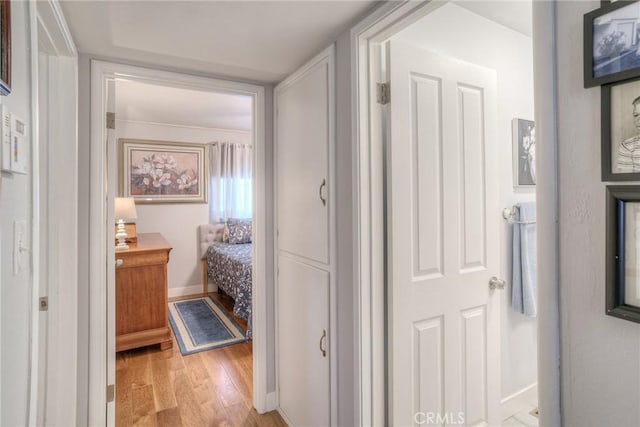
[{"left": 114, "top": 197, "right": 138, "bottom": 221}]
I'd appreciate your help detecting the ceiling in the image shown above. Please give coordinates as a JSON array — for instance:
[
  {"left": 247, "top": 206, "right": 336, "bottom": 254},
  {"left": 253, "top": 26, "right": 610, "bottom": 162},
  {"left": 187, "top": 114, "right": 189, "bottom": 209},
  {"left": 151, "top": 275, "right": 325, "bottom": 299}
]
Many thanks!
[
  {"left": 115, "top": 80, "right": 253, "bottom": 130},
  {"left": 455, "top": 0, "right": 532, "bottom": 37},
  {"left": 75, "top": 0, "right": 531, "bottom": 130},
  {"left": 59, "top": 0, "right": 378, "bottom": 83}
]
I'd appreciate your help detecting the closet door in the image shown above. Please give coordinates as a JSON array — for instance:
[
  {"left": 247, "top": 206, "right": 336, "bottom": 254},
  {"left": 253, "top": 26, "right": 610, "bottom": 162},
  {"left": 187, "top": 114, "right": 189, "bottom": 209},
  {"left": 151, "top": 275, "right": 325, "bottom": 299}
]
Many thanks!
[
  {"left": 275, "top": 45, "right": 335, "bottom": 426},
  {"left": 277, "top": 255, "right": 330, "bottom": 426},
  {"left": 276, "top": 52, "right": 331, "bottom": 265}
]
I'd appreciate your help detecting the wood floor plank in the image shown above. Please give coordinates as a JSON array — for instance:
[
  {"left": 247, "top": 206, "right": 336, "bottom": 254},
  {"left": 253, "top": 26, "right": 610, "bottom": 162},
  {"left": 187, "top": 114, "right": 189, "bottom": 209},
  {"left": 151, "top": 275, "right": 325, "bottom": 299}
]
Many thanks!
[
  {"left": 173, "top": 369, "right": 206, "bottom": 426},
  {"left": 200, "top": 350, "right": 245, "bottom": 408},
  {"left": 129, "top": 349, "right": 152, "bottom": 388},
  {"left": 150, "top": 357, "right": 177, "bottom": 411},
  {"left": 131, "top": 384, "right": 156, "bottom": 426},
  {"left": 183, "top": 352, "right": 210, "bottom": 386},
  {"left": 225, "top": 402, "right": 259, "bottom": 427},
  {"left": 220, "top": 346, "right": 253, "bottom": 403},
  {"left": 116, "top": 365, "right": 133, "bottom": 427},
  {"left": 155, "top": 407, "right": 182, "bottom": 427}
]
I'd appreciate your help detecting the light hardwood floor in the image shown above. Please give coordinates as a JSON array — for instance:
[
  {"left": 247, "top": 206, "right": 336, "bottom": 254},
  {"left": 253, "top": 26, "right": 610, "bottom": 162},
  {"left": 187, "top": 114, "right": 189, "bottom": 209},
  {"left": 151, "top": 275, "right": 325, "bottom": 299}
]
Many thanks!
[{"left": 116, "top": 293, "right": 286, "bottom": 427}]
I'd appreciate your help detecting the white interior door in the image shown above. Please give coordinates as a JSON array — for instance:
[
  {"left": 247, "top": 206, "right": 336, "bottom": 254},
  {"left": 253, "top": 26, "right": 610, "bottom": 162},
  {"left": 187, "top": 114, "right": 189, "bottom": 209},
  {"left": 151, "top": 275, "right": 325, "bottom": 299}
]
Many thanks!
[{"left": 386, "top": 40, "right": 501, "bottom": 426}]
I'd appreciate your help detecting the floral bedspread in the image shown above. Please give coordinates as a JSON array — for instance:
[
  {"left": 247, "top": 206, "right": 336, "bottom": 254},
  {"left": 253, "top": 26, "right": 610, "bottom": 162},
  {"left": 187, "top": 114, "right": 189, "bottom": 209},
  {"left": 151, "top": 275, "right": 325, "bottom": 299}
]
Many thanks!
[{"left": 206, "top": 242, "right": 252, "bottom": 338}]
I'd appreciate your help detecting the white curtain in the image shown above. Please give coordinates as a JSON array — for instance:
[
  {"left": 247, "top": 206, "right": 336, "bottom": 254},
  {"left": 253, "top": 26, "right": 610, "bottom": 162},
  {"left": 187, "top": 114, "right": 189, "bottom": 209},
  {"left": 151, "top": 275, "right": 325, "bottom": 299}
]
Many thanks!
[{"left": 209, "top": 142, "right": 253, "bottom": 223}]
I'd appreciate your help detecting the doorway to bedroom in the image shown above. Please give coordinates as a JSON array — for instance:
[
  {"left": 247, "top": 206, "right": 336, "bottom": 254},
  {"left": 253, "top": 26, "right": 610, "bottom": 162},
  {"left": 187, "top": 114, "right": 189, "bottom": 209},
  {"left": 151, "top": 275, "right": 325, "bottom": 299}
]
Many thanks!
[{"left": 106, "top": 75, "right": 279, "bottom": 425}]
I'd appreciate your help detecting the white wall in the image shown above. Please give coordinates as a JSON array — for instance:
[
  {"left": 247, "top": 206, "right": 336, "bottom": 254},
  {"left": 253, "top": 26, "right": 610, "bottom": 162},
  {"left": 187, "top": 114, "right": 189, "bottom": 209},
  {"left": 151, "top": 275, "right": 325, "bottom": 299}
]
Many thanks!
[
  {"left": 556, "top": 2, "right": 640, "bottom": 425},
  {"left": 394, "top": 3, "right": 537, "bottom": 402},
  {"left": 114, "top": 117, "right": 251, "bottom": 294},
  {"left": 0, "top": 2, "right": 34, "bottom": 424}
]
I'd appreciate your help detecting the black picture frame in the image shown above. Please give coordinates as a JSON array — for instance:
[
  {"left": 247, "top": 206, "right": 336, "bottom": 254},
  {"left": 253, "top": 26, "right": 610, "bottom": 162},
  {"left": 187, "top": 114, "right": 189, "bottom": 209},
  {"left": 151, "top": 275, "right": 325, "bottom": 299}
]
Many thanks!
[
  {"left": 0, "top": 0, "right": 10, "bottom": 96},
  {"left": 606, "top": 186, "right": 640, "bottom": 323},
  {"left": 601, "top": 76, "right": 640, "bottom": 180},
  {"left": 584, "top": 0, "right": 640, "bottom": 88}
]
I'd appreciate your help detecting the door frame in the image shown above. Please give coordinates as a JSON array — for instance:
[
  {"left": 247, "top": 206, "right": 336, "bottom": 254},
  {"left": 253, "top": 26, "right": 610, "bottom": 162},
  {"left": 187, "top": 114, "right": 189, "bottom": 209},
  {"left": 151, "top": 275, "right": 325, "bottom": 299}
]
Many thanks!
[
  {"left": 351, "top": 1, "right": 561, "bottom": 425},
  {"left": 27, "top": 0, "right": 79, "bottom": 425},
  {"left": 88, "top": 61, "right": 268, "bottom": 425}
]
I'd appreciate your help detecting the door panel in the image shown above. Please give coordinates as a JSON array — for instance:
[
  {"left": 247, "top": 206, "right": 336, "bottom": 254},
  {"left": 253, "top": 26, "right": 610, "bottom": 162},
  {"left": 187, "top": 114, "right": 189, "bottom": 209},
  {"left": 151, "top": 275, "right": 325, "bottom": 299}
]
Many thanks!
[
  {"left": 411, "top": 74, "right": 444, "bottom": 280},
  {"left": 276, "top": 62, "right": 330, "bottom": 265},
  {"left": 413, "top": 316, "right": 444, "bottom": 419},
  {"left": 458, "top": 85, "right": 487, "bottom": 272},
  {"left": 277, "top": 255, "right": 330, "bottom": 426},
  {"left": 388, "top": 40, "right": 500, "bottom": 426}
]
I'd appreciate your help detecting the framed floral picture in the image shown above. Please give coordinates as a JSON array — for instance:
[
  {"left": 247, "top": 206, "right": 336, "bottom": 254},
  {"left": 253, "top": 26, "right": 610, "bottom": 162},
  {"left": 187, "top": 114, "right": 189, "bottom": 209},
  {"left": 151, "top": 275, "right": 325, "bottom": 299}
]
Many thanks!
[{"left": 119, "top": 139, "right": 208, "bottom": 204}]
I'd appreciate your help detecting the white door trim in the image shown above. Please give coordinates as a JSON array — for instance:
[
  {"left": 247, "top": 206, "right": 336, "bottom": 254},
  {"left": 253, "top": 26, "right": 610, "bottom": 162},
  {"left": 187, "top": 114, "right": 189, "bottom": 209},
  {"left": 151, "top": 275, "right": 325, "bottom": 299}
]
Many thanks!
[
  {"left": 88, "top": 61, "right": 268, "bottom": 425},
  {"left": 531, "top": 3, "right": 562, "bottom": 426},
  {"left": 351, "top": 1, "right": 561, "bottom": 425},
  {"left": 28, "top": 0, "right": 78, "bottom": 425}
]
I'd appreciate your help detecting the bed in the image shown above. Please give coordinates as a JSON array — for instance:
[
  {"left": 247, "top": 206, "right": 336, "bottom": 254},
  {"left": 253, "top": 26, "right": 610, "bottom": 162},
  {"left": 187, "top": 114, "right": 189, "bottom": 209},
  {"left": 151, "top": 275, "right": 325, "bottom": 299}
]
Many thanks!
[{"left": 199, "top": 224, "right": 253, "bottom": 338}]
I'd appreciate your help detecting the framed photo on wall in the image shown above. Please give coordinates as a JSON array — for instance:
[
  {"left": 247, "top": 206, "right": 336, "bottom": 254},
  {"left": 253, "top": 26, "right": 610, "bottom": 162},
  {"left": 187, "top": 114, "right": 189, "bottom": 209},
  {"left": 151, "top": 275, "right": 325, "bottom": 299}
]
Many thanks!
[
  {"left": 601, "top": 76, "right": 640, "bottom": 180},
  {"left": 119, "top": 139, "right": 208, "bottom": 204},
  {"left": 512, "top": 118, "right": 536, "bottom": 187},
  {"left": 606, "top": 185, "right": 640, "bottom": 323},
  {"left": 584, "top": 0, "right": 640, "bottom": 88}
]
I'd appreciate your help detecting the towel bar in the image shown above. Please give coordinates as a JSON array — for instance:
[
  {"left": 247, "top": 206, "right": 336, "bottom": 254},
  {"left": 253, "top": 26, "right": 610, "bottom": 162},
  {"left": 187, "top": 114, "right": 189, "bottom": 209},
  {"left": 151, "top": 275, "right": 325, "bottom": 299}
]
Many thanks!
[{"left": 502, "top": 206, "right": 536, "bottom": 225}]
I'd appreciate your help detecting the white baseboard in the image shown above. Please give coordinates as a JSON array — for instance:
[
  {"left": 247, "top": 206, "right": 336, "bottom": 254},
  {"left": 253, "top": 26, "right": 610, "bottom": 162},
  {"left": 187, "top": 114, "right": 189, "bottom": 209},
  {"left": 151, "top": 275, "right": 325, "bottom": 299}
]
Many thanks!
[
  {"left": 501, "top": 383, "right": 538, "bottom": 420},
  {"left": 265, "top": 392, "right": 278, "bottom": 412},
  {"left": 167, "top": 283, "right": 218, "bottom": 298}
]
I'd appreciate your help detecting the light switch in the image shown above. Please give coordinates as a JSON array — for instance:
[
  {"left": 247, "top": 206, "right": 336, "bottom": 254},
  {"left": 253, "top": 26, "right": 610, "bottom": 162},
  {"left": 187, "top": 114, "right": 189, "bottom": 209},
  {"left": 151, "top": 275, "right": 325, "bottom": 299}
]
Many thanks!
[{"left": 13, "top": 220, "right": 27, "bottom": 276}]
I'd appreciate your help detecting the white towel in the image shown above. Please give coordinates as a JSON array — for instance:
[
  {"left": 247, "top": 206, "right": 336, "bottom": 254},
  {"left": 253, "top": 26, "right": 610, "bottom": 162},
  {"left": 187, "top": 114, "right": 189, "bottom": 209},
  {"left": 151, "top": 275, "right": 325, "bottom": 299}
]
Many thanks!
[{"left": 511, "top": 202, "right": 537, "bottom": 317}]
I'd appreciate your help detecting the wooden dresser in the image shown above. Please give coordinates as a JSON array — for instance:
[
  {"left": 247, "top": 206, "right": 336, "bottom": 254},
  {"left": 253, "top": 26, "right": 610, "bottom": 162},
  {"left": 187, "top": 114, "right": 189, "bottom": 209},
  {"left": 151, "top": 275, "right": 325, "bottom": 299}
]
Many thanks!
[{"left": 115, "top": 233, "right": 173, "bottom": 352}]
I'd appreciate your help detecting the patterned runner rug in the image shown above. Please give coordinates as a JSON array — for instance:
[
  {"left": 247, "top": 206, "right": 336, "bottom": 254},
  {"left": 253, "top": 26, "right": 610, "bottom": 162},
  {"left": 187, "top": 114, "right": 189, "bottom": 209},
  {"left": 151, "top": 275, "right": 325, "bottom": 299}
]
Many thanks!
[{"left": 168, "top": 296, "right": 247, "bottom": 355}]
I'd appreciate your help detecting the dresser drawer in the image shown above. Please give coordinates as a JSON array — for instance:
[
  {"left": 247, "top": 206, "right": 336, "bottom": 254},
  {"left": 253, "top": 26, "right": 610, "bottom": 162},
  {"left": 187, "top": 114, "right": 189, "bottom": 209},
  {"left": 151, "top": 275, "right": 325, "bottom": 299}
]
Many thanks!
[{"left": 116, "top": 250, "right": 169, "bottom": 269}]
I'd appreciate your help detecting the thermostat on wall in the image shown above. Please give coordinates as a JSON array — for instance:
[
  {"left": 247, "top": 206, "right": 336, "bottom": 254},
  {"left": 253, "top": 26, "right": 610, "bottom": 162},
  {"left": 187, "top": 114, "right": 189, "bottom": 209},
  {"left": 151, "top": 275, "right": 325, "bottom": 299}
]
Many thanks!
[
  {"left": 10, "top": 113, "right": 27, "bottom": 175},
  {"left": 0, "top": 104, "right": 10, "bottom": 172}
]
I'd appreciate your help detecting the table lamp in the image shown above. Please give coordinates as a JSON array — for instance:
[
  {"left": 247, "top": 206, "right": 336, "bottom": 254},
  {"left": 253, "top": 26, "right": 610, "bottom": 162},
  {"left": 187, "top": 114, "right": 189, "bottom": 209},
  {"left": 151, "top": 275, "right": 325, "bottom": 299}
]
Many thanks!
[{"left": 115, "top": 197, "right": 137, "bottom": 251}]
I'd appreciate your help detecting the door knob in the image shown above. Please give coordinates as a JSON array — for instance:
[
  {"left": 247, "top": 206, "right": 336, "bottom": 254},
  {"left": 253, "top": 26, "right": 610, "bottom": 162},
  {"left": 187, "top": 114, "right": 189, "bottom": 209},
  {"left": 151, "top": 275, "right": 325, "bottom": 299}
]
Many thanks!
[
  {"left": 489, "top": 276, "right": 505, "bottom": 290},
  {"left": 116, "top": 259, "right": 124, "bottom": 268}
]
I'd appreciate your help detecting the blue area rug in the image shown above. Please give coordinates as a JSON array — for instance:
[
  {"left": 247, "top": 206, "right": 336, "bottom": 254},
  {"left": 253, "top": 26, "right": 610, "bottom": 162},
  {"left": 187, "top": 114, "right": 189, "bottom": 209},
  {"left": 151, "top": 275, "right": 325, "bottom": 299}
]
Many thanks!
[{"left": 168, "top": 296, "right": 247, "bottom": 356}]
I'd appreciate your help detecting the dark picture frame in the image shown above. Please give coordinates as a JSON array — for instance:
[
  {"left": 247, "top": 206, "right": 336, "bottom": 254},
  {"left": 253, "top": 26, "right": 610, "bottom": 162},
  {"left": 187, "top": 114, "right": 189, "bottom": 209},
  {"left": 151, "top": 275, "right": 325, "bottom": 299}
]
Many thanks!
[
  {"left": 601, "top": 76, "right": 640, "bottom": 180},
  {"left": 584, "top": 0, "right": 640, "bottom": 88},
  {"left": 605, "top": 186, "right": 640, "bottom": 323},
  {"left": 0, "top": 0, "right": 10, "bottom": 96}
]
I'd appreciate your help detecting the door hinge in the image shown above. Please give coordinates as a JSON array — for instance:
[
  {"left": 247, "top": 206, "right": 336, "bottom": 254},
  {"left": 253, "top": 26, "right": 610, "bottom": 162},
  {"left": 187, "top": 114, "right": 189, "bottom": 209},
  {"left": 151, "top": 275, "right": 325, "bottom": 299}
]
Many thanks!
[
  {"left": 39, "top": 296, "right": 48, "bottom": 311},
  {"left": 377, "top": 82, "right": 390, "bottom": 105},
  {"left": 106, "top": 384, "right": 115, "bottom": 403},
  {"left": 106, "top": 112, "right": 116, "bottom": 130}
]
